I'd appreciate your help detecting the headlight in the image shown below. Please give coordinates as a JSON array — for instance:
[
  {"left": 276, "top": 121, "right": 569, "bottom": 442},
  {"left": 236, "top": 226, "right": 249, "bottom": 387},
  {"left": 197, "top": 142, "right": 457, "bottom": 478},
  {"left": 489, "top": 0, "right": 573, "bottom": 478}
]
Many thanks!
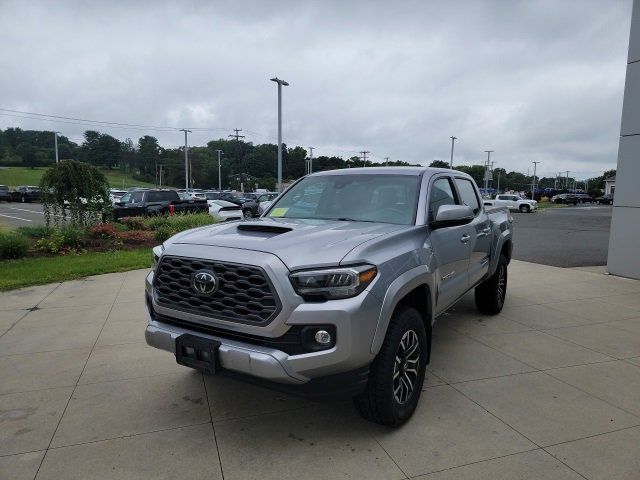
[
  {"left": 152, "top": 245, "right": 164, "bottom": 271},
  {"left": 289, "top": 265, "right": 377, "bottom": 300}
]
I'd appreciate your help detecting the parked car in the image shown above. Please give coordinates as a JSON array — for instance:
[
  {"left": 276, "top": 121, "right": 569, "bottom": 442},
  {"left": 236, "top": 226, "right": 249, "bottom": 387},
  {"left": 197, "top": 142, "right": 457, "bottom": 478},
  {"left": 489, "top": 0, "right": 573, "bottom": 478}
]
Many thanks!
[
  {"left": 109, "top": 189, "right": 127, "bottom": 204},
  {"left": 483, "top": 194, "right": 537, "bottom": 213},
  {"left": 10, "top": 185, "right": 42, "bottom": 203},
  {"left": 596, "top": 194, "right": 614, "bottom": 205},
  {"left": 0, "top": 185, "right": 12, "bottom": 202},
  {"left": 575, "top": 193, "right": 593, "bottom": 203},
  {"left": 145, "top": 167, "right": 514, "bottom": 426},
  {"left": 112, "top": 189, "right": 208, "bottom": 220},
  {"left": 208, "top": 199, "right": 243, "bottom": 221},
  {"left": 551, "top": 193, "right": 579, "bottom": 205},
  {"left": 241, "top": 192, "right": 279, "bottom": 218}
]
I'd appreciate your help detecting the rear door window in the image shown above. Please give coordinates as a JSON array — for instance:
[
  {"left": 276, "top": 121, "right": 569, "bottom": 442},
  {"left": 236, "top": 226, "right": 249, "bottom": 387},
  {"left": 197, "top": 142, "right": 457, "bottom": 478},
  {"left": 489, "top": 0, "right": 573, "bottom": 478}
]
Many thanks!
[{"left": 455, "top": 178, "right": 480, "bottom": 214}]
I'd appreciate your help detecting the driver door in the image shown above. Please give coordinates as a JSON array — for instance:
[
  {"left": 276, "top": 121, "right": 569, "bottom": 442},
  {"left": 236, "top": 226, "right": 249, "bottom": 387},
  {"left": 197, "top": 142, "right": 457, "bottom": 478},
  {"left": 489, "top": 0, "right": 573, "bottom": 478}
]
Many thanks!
[{"left": 427, "top": 176, "right": 472, "bottom": 314}]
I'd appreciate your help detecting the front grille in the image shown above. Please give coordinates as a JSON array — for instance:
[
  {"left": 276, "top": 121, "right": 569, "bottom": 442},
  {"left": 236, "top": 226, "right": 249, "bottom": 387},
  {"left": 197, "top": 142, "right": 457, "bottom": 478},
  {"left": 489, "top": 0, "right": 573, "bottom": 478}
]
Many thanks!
[{"left": 153, "top": 255, "right": 281, "bottom": 325}]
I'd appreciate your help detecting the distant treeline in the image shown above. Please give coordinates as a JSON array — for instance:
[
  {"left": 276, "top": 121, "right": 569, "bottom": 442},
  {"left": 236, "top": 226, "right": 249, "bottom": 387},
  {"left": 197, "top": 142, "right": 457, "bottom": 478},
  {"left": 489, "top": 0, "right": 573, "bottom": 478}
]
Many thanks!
[{"left": 0, "top": 127, "right": 614, "bottom": 194}]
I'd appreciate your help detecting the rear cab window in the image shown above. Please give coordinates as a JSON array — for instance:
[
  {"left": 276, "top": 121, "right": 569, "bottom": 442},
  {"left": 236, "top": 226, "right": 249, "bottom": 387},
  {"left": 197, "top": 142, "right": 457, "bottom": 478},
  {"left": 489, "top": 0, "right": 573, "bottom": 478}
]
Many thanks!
[
  {"left": 147, "top": 191, "right": 178, "bottom": 202},
  {"left": 454, "top": 178, "right": 480, "bottom": 214}
]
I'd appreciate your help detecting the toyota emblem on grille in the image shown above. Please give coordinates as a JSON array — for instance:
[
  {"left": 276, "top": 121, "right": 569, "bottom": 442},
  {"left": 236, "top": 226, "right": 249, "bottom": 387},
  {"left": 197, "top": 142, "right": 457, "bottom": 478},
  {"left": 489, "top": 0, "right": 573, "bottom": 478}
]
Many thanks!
[{"left": 191, "top": 270, "right": 218, "bottom": 295}]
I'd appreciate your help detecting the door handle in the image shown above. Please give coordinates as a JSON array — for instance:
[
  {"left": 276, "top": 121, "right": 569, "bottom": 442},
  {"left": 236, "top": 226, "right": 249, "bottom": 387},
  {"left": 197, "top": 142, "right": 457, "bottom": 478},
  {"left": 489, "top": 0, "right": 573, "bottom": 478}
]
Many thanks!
[
  {"left": 460, "top": 234, "right": 471, "bottom": 243},
  {"left": 481, "top": 227, "right": 491, "bottom": 234}
]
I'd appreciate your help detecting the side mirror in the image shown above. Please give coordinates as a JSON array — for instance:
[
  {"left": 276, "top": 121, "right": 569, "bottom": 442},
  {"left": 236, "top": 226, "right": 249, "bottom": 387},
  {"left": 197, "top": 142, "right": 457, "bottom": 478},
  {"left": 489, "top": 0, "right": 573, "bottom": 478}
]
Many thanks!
[{"left": 432, "top": 204, "right": 474, "bottom": 229}]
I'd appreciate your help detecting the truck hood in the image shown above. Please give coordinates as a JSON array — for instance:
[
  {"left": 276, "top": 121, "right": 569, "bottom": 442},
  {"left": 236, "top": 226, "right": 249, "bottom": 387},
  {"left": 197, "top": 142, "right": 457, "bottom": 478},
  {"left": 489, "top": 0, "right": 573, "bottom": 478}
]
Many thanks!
[{"left": 166, "top": 218, "right": 404, "bottom": 270}]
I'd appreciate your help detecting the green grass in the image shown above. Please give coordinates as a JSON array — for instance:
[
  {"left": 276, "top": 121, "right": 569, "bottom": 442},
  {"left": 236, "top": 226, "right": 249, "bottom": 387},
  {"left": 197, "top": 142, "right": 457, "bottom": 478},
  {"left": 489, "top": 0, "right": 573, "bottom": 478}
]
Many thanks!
[
  {"left": 0, "top": 248, "right": 151, "bottom": 291},
  {"left": 536, "top": 202, "right": 565, "bottom": 210},
  {"left": 0, "top": 167, "right": 155, "bottom": 189}
]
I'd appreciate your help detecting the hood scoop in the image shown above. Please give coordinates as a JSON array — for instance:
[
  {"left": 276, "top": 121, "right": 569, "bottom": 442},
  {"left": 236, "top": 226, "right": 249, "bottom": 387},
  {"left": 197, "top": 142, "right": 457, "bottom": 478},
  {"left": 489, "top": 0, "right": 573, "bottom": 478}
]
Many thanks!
[{"left": 236, "top": 223, "right": 293, "bottom": 234}]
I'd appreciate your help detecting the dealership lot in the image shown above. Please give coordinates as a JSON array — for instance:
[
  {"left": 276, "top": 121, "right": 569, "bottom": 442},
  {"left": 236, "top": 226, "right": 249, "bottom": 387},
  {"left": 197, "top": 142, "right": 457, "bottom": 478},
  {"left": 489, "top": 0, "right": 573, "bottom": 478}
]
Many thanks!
[
  {"left": 1, "top": 260, "right": 639, "bottom": 479},
  {"left": 511, "top": 205, "right": 612, "bottom": 267},
  {"left": 0, "top": 203, "right": 48, "bottom": 228}
]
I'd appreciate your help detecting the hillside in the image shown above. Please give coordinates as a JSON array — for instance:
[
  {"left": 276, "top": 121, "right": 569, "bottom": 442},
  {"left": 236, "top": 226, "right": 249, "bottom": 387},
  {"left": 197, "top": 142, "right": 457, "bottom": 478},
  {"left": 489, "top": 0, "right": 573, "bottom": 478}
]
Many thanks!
[{"left": 0, "top": 167, "right": 156, "bottom": 189}]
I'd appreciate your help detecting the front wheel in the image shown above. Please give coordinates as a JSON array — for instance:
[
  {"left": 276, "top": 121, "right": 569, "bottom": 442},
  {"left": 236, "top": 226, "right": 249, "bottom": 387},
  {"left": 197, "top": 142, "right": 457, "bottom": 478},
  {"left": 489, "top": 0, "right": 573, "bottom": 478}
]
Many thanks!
[
  {"left": 354, "top": 306, "right": 428, "bottom": 427},
  {"left": 519, "top": 204, "right": 530, "bottom": 213},
  {"left": 243, "top": 209, "right": 253, "bottom": 219},
  {"left": 475, "top": 254, "right": 508, "bottom": 315}
]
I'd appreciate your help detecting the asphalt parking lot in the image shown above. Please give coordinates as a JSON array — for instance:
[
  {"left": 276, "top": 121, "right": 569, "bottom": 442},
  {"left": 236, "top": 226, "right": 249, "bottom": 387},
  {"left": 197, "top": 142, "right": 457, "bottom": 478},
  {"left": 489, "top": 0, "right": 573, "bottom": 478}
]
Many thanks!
[
  {"left": 1, "top": 261, "right": 639, "bottom": 479},
  {"left": 0, "top": 203, "right": 47, "bottom": 228},
  {"left": 512, "top": 205, "right": 612, "bottom": 268}
]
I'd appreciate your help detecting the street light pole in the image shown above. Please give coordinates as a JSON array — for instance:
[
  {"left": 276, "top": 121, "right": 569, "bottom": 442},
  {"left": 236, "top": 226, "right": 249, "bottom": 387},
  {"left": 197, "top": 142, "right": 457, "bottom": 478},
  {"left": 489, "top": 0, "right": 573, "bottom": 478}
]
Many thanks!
[
  {"left": 180, "top": 129, "right": 192, "bottom": 190},
  {"left": 449, "top": 136, "right": 457, "bottom": 168},
  {"left": 216, "top": 150, "right": 223, "bottom": 191},
  {"left": 484, "top": 150, "right": 493, "bottom": 192},
  {"left": 270, "top": 77, "right": 289, "bottom": 192},
  {"left": 308, "top": 146, "right": 314, "bottom": 174},
  {"left": 384, "top": 156, "right": 389, "bottom": 166},
  {"left": 54, "top": 131, "right": 60, "bottom": 164},
  {"left": 532, "top": 161, "right": 540, "bottom": 200}
]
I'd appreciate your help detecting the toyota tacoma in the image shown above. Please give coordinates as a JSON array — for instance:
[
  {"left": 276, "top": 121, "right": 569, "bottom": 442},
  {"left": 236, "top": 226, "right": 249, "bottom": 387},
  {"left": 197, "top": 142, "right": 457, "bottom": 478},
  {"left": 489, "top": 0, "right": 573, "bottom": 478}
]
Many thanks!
[{"left": 145, "top": 167, "right": 513, "bottom": 426}]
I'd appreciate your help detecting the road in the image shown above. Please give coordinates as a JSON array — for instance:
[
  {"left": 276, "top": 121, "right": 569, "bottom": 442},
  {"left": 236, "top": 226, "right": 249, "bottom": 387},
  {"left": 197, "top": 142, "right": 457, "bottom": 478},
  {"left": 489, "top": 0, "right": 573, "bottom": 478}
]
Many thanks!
[
  {"left": 0, "top": 202, "right": 48, "bottom": 228},
  {"left": 511, "top": 205, "right": 612, "bottom": 268}
]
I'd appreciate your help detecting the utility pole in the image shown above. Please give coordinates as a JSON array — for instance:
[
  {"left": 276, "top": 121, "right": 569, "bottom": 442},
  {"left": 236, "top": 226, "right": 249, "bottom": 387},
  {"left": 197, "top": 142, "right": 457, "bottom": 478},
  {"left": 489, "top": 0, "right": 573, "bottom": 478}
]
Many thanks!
[
  {"left": 180, "top": 129, "right": 192, "bottom": 190},
  {"left": 159, "top": 164, "right": 163, "bottom": 189},
  {"left": 54, "top": 131, "right": 60, "bottom": 164},
  {"left": 532, "top": 161, "right": 540, "bottom": 200},
  {"left": 216, "top": 150, "right": 223, "bottom": 191},
  {"left": 449, "top": 136, "right": 457, "bottom": 168},
  {"left": 484, "top": 150, "right": 494, "bottom": 192},
  {"left": 384, "top": 156, "right": 389, "bottom": 166},
  {"left": 229, "top": 128, "right": 245, "bottom": 190},
  {"left": 307, "top": 146, "right": 314, "bottom": 174},
  {"left": 497, "top": 169, "right": 501, "bottom": 193},
  {"left": 360, "top": 150, "right": 370, "bottom": 167},
  {"left": 270, "top": 77, "right": 289, "bottom": 192}
]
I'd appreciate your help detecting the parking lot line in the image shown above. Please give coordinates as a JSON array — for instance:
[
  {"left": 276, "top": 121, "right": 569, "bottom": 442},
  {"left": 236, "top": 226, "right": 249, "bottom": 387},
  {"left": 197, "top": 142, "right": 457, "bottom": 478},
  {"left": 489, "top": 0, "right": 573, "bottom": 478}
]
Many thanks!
[
  {"left": 5, "top": 206, "right": 45, "bottom": 214},
  {"left": 0, "top": 213, "right": 32, "bottom": 222}
]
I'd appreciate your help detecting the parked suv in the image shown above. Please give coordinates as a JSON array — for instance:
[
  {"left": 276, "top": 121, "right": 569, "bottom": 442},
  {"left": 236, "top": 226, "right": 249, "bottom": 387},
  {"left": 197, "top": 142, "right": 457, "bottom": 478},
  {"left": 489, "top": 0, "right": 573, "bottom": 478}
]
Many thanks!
[
  {"left": 0, "top": 185, "right": 11, "bottom": 202},
  {"left": 146, "top": 168, "right": 513, "bottom": 426},
  {"left": 11, "top": 185, "right": 42, "bottom": 203},
  {"left": 241, "top": 192, "right": 279, "bottom": 218}
]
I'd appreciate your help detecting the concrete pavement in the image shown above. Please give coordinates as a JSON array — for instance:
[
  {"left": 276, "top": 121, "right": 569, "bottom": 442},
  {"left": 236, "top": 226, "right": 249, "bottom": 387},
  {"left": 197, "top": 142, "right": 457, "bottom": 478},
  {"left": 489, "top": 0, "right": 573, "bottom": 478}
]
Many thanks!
[{"left": 1, "top": 261, "right": 639, "bottom": 479}]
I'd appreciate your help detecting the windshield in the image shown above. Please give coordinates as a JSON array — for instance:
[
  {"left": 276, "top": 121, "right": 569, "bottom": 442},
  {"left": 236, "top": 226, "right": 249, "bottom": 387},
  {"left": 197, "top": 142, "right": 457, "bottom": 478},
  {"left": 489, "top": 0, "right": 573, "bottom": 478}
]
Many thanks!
[{"left": 266, "top": 174, "right": 421, "bottom": 224}]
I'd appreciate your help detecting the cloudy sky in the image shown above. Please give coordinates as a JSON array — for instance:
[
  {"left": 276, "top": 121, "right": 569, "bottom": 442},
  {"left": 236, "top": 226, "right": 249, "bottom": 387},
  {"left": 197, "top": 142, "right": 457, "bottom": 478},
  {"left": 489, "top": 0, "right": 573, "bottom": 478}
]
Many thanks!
[{"left": 0, "top": 0, "right": 632, "bottom": 179}]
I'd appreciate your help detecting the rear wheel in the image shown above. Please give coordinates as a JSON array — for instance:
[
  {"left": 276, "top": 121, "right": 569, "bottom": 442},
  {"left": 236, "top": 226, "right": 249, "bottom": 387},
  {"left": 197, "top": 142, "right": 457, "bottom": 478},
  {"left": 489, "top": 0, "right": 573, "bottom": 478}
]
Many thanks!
[
  {"left": 475, "top": 254, "right": 508, "bottom": 315},
  {"left": 355, "top": 306, "right": 427, "bottom": 427},
  {"left": 243, "top": 209, "right": 253, "bottom": 219},
  {"left": 519, "top": 204, "right": 530, "bottom": 213}
]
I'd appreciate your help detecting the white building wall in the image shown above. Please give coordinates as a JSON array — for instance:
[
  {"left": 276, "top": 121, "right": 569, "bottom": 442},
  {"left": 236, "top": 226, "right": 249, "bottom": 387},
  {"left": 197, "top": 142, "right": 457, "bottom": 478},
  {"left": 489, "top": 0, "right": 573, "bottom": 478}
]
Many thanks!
[{"left": 608, "top": 0, "right": 640, "bottom": 279}]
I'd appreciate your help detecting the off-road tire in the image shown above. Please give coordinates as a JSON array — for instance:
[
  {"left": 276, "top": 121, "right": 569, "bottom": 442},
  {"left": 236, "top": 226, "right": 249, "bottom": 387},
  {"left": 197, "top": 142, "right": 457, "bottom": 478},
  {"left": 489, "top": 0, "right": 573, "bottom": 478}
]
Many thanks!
[
  {"left": 354, "top": 306, "right": 427, "bottom": 427},
  {"left": 475, "top": 254, "right": 508, "bottom": 315},
  {"left": 519, "top": 204, "right": 530, "bottom": 213}
]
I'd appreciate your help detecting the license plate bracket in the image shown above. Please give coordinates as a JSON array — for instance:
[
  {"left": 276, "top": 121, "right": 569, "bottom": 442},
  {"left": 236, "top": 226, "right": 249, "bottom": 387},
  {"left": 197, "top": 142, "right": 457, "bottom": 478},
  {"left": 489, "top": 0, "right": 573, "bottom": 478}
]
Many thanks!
[{"left": 175, "top": 334, "right": 221, "bottom": 375}]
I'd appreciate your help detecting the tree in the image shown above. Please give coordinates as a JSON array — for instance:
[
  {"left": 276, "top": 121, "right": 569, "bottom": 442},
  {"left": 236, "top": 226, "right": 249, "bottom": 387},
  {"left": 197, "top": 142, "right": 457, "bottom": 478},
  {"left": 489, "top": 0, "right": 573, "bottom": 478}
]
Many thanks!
[
  {"left": 40, "top": 160, "right": 110, "bottom": 227},
  {"left": 429, "top": 160, "right": 450, "bottom": 169}
]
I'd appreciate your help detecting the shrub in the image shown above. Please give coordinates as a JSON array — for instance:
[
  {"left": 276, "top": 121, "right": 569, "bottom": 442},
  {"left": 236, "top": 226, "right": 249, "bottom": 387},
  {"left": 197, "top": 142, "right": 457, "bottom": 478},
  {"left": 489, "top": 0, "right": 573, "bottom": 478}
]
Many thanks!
[
  {"left": 120, "top": 217, "right": 147, "bottom": 231},
  {"left": 40, "top": 160, "right": 110, "bottom": 228},
  {"left": 0, "top": 231, "right": 28, "bottom": 259},
  {"left": 143, "top": 213, "right": 217, "bottom": 242},
  {"left": 16, "top": 225, "right": 53, "bottom": 239},
  {"left": 36, "top": 225, "right": 87, "bottom": 253},
  {"left": 116, "top": 230, "right": 154, "bottom": 244},
  {"left": 89, "top": 223, "right": 120, "bottom": 239}
]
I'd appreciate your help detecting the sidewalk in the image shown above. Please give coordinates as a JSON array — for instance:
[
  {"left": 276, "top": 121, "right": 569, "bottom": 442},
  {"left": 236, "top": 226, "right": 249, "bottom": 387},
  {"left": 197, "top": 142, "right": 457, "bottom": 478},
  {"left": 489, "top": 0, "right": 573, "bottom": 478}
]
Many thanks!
[{"left": 1, "top": 260, "right": 639, "bottom": 479}]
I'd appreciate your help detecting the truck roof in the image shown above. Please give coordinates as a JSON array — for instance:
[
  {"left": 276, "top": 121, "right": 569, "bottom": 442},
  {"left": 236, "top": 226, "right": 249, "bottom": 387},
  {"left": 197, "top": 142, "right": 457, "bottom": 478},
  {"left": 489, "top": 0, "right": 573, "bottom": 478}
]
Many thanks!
[{"left": 307, "top": 166, "right": 453, "bottom": 177}]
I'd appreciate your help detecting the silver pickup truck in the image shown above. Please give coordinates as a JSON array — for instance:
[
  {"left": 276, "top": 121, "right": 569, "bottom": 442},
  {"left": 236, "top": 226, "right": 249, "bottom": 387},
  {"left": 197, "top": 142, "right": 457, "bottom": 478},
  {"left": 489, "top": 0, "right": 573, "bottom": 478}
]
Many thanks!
[{"left": 145, "top": 167, "right": 513, "bottom": 426}]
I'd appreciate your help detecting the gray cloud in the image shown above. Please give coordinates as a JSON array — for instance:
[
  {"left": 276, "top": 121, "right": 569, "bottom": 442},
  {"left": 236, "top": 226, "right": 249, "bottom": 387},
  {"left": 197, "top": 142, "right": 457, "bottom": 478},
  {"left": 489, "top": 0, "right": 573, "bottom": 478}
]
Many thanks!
[{"left": 0, "top": 0, "right": 632, "bottom": 178}]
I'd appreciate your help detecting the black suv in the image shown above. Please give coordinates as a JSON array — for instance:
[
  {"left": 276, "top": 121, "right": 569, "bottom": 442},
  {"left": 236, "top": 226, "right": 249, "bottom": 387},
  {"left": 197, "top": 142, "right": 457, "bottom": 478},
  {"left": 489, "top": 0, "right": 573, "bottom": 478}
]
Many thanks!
[
  {"left": 11, "top": 186, "right": 42, "bottom": 203},
  {"left": 0, "top": 185, "right": 11, "bottom": 202},
  {"left": 596, "top": 194, "right": 614, "bottom": 205}
]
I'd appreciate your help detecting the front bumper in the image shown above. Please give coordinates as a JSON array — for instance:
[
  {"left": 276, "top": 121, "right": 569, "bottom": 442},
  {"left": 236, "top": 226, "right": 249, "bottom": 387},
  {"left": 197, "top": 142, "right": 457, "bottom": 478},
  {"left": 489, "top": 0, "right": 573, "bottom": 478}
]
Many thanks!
[{"left": 145, "top": 248, "right": 382, "bottom": 385}]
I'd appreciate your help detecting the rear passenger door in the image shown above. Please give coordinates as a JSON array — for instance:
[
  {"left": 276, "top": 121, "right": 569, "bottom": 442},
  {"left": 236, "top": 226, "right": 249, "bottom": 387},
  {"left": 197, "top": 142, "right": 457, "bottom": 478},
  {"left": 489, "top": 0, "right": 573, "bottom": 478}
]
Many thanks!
[
  {"left": 427, "top": 176, "right": 472, "bottom": 313},
  {"left": 455, "top": 177, "right": 491, "bottom": 286}
]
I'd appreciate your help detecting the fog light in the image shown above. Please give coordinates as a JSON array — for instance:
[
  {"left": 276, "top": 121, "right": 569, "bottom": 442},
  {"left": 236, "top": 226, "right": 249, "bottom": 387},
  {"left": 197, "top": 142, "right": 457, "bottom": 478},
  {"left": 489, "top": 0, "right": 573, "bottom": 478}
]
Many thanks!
[{"left": 314, "top": 330, "right": 332, "bottom": 345}]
